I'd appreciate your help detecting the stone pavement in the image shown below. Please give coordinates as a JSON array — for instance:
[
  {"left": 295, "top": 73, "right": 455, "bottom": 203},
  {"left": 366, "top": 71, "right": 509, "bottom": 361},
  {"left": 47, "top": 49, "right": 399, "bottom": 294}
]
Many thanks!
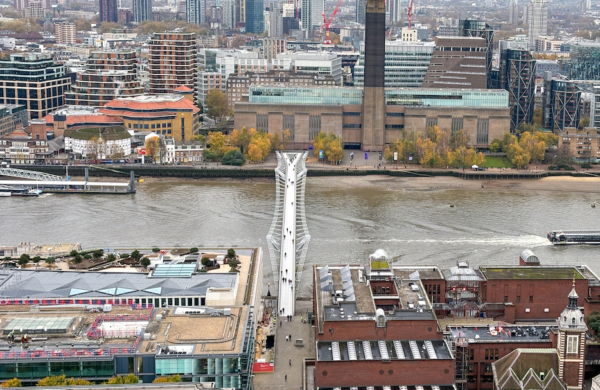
[{"left": 253, "top": 301, "right": 315, "bottom": 390}]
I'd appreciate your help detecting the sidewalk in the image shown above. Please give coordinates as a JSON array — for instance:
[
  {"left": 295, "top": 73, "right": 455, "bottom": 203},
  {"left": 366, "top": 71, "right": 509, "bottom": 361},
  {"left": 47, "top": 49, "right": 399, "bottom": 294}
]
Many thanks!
[{"left": 253, "top": 301, "right": 315, "bottom": 390}]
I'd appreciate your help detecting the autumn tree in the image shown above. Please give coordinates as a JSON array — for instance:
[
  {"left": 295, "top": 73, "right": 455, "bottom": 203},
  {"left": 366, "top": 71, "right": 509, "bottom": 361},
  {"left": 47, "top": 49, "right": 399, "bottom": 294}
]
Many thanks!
[
  {"left": 312, "top": 132, "right": 344, "bottom": 164},
  {"left": 74, "top": 18, "right": 91, "bottom": 31},
  {"left": 206, "top": 89, "right": 228, "bottom": 122},
  {"left": 579, "top": 116, "right": 590, "bottom": 129},
  {"left": 247, "top": 131, "right": 271, "bottom": 162},
  {"left": 99, "top": 22, "right": 123, "bottom": 33}
]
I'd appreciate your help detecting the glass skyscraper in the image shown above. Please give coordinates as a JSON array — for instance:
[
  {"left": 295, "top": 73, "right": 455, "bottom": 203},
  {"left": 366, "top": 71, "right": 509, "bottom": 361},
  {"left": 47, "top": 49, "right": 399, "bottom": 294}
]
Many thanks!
[{"left": 245, "top": 0, "right": 264, "bottom": 33}]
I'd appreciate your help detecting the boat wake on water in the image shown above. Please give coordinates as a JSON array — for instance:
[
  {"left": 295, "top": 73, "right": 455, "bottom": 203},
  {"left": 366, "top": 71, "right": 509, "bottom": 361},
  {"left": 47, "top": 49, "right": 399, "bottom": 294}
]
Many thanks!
[{"left": 318, "top": 235, "right": 551, "bottom": 247}]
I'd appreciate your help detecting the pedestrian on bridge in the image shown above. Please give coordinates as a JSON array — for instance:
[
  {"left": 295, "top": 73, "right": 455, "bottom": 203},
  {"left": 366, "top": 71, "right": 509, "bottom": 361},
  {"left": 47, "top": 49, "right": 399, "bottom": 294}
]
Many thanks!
[{"left": 288, "top": 358, "right": 292, "bottom": 366}]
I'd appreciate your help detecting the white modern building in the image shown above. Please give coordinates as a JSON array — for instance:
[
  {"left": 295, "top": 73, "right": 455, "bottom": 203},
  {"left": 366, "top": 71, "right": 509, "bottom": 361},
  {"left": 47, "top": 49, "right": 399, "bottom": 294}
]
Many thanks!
[
  {"left": 198, "top": 71, "right": 226, "bottom": 106},
  {"left": 186, "top": 0, "right": 206, "bottom": 24},
  {"left": 527, "top": 0, "right": 548, "bottom": 50},
  {"left": 354, "top": 40, "right": 435, "bottom": 87},
  {"left": 272, "top": 52, "right": 343, "bottom": 85},
  {"left": 215, "top": 50, "right": 269, "bottom": 79}
]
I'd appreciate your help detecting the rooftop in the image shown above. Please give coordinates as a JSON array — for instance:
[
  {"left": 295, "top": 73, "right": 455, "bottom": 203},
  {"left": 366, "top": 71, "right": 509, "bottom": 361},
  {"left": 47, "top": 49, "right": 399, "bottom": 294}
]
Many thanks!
[
  {"left": 0, "top": 269, "right": 238, "bottom": 299},
  {"left": 317, "top": 339, "right": 453, "bottom": 362},
  {"left": 448, "top": 325, "right": 555, "bottom": 343},
  {"left": 480, "top": 267, "right": 584, "bottom": 280},
  {"left": 102, "top": 94, "right": 200, "bottom": 114},
  {"left": 65, "top": 126, "right": 131, "bottom": 141}
]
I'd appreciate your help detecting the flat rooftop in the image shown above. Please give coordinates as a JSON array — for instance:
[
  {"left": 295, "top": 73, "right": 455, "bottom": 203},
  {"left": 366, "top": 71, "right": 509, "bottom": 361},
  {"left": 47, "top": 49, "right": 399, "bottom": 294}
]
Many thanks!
[
  {"left": 140, "top": 306, "right": 249, "bottom": 355},
  {"left": 448, "top": 325, "right": 556, "bottom": 343},
  {"left": 317, "top": 339, "right": 453, "bottom": 361},
  {"left": 480, "top": 267, "right": 585, "bottom": 280},
  {"left": 393, "top": 266, "right": 444, "bottom": 281}
]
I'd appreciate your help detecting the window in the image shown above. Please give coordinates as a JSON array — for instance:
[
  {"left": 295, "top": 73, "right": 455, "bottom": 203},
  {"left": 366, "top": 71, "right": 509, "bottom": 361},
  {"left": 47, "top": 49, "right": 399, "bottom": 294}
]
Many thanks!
[
  {"left": 504, "top": 296, "right": 508, "bottom": 303},
  {"left": 476, "top": 118, "right": 489, "bottom": 144},
  {"left": 567, "top": 335, "right": 578, "bottom": 354},
  {"left": 516, "top": 296, "right": 521, "bottom": 303},
  {"left": 529, "top": 295, "right": 533, "bottom": 303}
]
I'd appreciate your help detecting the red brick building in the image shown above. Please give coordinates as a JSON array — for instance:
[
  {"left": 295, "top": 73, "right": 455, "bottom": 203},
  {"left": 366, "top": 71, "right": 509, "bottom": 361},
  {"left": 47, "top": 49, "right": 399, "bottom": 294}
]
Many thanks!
[{"left": 313, "top": 258, "right": 455, "bottom": 389}]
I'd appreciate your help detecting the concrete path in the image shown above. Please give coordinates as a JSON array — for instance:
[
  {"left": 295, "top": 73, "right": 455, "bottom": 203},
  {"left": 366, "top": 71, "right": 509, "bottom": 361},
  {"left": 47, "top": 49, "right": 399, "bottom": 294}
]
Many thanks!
[{"left": 253, "top": 301, "right": 315, "bottom": 390}]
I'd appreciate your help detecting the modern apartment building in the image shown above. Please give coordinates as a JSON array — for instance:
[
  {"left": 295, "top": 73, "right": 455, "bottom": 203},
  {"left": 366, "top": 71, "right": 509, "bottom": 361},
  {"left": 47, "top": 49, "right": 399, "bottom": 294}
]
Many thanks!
[
  {"left": 354, "top": 41, "right": 435, "bottom": 88},
  {"left": 564, "top": 42, "right": 600, "bottom": 81},
  {"left": 133, "top": 0, "right": 152, "bottom": 22},
  {"left": 497, "top": 41, "right": 536, "bottom": 132},
  {"left": 148, "top": 33, "right": 198, "bottom": 97},
  {"left": 215, "top": 51, "right": 269, "bottom": 79},
  {"left": 301, "top": 0, "right": 323, "bottom": 36},
  {"left": 99, "top": 0, "right": 118, "bottom": 22},
  {"left": 527, "top": 0, "right": 548, "bottom": 50},
  {"left": 54, "top": 22, "right": 76, "bottom": 44},
  {"left": 542, "top": 73, "right": 581, "bottom": 133},
  {"left": 226, "top": 70, "right": 335, "bottom": 108},
  {"left": 421, "top": 36, "right": 488, "bottom": 89},
  {"left": 66, "top": 51, "right": 144, "bottom": 106},
  {"left": 0, "top": 53, "right": 71, "bottom": 120}
]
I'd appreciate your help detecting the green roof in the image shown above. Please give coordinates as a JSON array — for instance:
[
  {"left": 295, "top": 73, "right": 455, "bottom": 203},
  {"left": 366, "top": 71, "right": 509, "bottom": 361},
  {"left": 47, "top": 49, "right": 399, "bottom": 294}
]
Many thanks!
[
  {"left": 66, "top": 126, "right": 131, "bottom": 141},
  {"left": 481, "top": 267, "right": 584, "bottom": 280},
  {"left": 371, "top": 260, "right": 389, "bottom": 270}
]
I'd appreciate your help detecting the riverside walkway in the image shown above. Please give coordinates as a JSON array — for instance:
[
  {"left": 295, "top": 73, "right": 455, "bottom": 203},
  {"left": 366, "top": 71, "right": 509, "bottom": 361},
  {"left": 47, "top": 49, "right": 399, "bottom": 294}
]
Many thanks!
[{"left": 267, "top": 152, "right": 311, "bottom": 316}]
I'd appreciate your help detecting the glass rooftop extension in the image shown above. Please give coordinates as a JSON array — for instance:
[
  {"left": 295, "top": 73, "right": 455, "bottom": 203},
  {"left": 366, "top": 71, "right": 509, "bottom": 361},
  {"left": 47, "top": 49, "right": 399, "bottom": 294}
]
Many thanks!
[{"left": 152, "top": 264, "right": 197, "bottom": 278}]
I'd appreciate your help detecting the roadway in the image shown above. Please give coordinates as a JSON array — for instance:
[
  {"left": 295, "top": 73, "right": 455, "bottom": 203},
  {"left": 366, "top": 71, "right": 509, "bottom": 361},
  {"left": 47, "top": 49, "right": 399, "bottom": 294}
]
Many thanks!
[{"left": 278, "top": 153, "right": 300, "bottom": 317}]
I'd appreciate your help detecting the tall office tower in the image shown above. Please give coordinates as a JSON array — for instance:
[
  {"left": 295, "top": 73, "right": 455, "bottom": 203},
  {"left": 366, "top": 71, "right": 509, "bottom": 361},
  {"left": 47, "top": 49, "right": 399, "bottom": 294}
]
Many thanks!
[
  {"left": 356, "top": 0, "right": 365, "bottom": 24},
  {"left": 543, "top": 72, "right": 581, "bottom": 133},
  {"left": 54, "top": 22, "right": 76, "bottom": 44},
  {"left": 217, "top": 0, "right": 234, "bottom": 27},
  {"left": 390, "top": 0, "right": 401, "bottom": 24},
  {"left": 148, "top": 33, "right": 198, "bottom": 95},
  {"left": 133, "top": 0, "right": 152, "bottom": 22},
  {"left": 509, "top": 0, "right": 518, "bottom": 25},
  {"left": 66, "top": 50, "right": 144, "bottom": 106},
  {"left": 186, "top": 0, "right": 206, "bottom": 24},
  {"left": 527, "top": 0, "right": 548, "bottom": 51},
  {"left": 459, "top": 19, "right": 494, "bottom": 88},
  {"left": 422, "top": 36, "right": 488, "bottom": 89},
  {"left": 269, "top": 3, "right": 283, "bottom": 38},
  {"left": 580, "top": 0, "right": 590, "bottom": 14},
  {"left": 245, "top": 0, "right": 264, "bottom": 33},
  {"left": 99, "top": 0, "right": 118, "bottom": 22},
  {"left": 360, "top": 0, "right": 385, "bottom": 151},
  {"left": 301, "top": 0, "right": 323, "bottom": 36}
]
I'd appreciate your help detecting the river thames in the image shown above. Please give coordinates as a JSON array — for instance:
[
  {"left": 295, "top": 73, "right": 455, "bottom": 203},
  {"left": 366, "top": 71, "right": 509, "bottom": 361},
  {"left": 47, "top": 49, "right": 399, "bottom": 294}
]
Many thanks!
[{"left": 2, "top": 176, "right": 600, "bottom": 296}]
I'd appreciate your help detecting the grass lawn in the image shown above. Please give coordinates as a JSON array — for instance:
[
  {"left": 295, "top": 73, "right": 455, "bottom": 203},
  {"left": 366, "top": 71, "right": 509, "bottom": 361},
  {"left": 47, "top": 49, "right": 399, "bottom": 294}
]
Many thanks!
[{"left": 481, "top": 156, "right": 515, "bottom": 168}]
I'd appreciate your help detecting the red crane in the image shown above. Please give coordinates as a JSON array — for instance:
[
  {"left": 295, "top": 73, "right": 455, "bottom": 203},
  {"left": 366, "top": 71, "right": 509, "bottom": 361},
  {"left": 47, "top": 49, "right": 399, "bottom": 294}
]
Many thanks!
[
  {"left": 322, "top": 0, "right": 343, "bottom": 45},
  {"left": 407, "top": 0, "right": 414, "bottom": 28}
]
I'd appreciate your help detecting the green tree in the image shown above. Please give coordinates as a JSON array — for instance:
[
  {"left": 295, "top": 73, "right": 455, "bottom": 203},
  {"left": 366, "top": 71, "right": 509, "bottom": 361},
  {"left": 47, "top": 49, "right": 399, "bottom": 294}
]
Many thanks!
[
  {"left": 489, "top": 138, "right": 502, "bottom": 153},
  {"left": 152, "top": 247, "right": 161, "bottom": 253},
  {"left": 152, "top": 375, "right": 182, "bottom": 383},
  {"left": 84, "top": 254, "right": 92, "bottom": 260},
  {"left": 192, "top": 134, "right": 207, "bottom": 147},
  {"left": 92, "top": 249, "right": 104, "bottom": 259},
  {"left": 206, "top": 89, "right": 228, "bottom": 122},
  {"left": 69, "top": 250, "right": 79, "bottom": 257},
  {"left": 588, "top": 311, "right": 600, "bottom": 334},
  {"left": 73, "top": 255, "right": 83, "bottom": 264},
  {"left": 228, "top": 258, "right": 240, "bottom": 272},
  {"left": 105, "top": 375, "right": 139, "bottom": 384},
  {"left": 201, "top": 257, "right": 212, "bottom": 268},
  {"left": 45, "top": 257, "right": 55, "bottom": 265},
  {"left": 32, "top": 256, "right": 41, "bottom": 263},
  {"left": 140, "top": 257, "right": 151, "bottom": 268},
  {"left": 1, "top": 378, "right": 21, "bottom": 387},
  {"left": 227, "top": 248, "right": 236, "bottom": 259},
  {"left": 190, "top": 247, "right": 199, "bottom": 253},
  {"left": 18, "top": 254, "right": 29, "bottom": 266},
  {"left": 131, "top": 250, "right": 141, "bottom": 261},
  {"left": 120, "top": 253, "right": 130, "bottom": 259},
  {"left": 221, "top": 149, "right": 245, "bottom": 166},
  {"left": 106, "top": 253, "right": 117, "bottom": 262},
  {"left": 579, "top": 116, "right": 590, "bottom": 129}
]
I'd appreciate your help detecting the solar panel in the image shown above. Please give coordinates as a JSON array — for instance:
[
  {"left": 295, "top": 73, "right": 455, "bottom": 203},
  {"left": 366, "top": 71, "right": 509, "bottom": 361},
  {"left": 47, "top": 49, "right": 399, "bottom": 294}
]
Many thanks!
[
  {"left": 340, "top": 265, "right": 351, "bottom": 281},
  {"left": 319, "top": 265, "right": 330, "bottom": 281},
  {"left": 3, "top": 317, "right": 75, "bottom": 334},
  {"left": 320, "top": 279, "right": 333, "bottom": 291}
]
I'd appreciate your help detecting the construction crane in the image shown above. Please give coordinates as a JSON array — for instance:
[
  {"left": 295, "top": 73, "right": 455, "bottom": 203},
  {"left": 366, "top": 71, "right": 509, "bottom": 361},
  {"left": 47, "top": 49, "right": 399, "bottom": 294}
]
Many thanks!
[
  {"left": 407, "top": 0, "right": 414, "bottom": 28},
  {"left": 322, "top": 0, "right": 343, "bottom": 45}
]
